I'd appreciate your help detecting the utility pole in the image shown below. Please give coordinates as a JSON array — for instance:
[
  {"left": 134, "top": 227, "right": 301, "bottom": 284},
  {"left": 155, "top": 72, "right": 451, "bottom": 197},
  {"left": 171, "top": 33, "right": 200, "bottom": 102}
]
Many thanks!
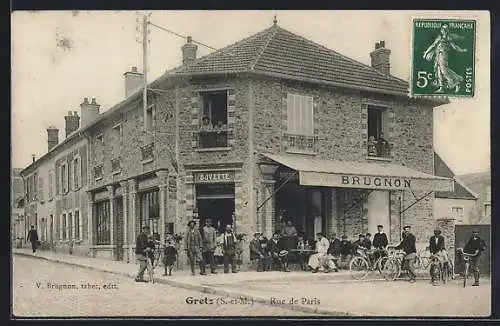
[{"left": 142, "top": 14, "right": 149, "bottom": 135}]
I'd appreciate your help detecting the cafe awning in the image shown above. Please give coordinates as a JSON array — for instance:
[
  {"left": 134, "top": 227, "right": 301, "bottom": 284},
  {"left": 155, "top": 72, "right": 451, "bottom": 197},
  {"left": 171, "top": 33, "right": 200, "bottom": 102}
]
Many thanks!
[{"left": 261, "top": 153, "right": 454, "bottom": 192}]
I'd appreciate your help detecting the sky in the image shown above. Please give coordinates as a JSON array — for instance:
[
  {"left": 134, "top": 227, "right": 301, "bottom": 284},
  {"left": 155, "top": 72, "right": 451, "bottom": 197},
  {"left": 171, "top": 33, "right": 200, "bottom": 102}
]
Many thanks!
[{"left": 11, "top": 10, "right": 490, "bottom": 175}]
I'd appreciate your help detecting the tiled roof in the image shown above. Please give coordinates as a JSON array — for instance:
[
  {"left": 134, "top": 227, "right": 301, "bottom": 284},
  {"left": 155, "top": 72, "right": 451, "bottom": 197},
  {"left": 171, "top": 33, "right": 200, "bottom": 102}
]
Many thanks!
[
  {"left": 434, "top": 152, "right": 477, "bottom": 200},
  {"left": 173, "top": 24, "right": 409, "bottom": 95}
]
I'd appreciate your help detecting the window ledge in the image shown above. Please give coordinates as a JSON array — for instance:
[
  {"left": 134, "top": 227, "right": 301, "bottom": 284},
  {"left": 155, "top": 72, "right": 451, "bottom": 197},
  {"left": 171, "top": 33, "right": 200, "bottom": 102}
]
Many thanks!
[
  {"left": 285, "top": 149, "right": 317, "bottom": 156},
  {"left": 195, "top": 147, "right": 232, "bottom": 152},
  {"left": 112, "top": 170, "right": 122, "bottom": 175},
  {"left": 95, "top": 177, "right": 103, "bottom": 181},
  {"left": 141, "top": 158, "right": 154, "bottom": 164},
  {"left": 366, "top": 156, "right": 392, "bottom": 162}
]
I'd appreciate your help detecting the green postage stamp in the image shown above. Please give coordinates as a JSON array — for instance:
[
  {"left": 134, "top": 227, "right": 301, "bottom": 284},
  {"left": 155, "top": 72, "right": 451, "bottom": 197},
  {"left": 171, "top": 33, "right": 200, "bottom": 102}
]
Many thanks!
[{"left": 411, "top": 19, "right": 476, "bottom": 97}]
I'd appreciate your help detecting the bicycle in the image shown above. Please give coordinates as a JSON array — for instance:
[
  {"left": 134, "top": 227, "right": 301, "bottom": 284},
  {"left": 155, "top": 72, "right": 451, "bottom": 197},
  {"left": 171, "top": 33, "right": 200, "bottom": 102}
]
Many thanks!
[
  {"left": 428, "top": 247, "right": 455, "bottom": 285},
  {"left": 456, "top": 248, "right": 479, "bottom": 288},
  {"left": 145, "top": 240, "right": 164, "bottom": 284},
  {"left": 349, "top": 247, "right": 388, "bottom": 280}
]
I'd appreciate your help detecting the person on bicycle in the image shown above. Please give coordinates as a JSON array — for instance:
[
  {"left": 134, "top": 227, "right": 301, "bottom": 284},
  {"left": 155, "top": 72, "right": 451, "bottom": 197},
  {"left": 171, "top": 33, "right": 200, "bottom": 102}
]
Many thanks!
[
  {"left": 429, "top": 229, "right": 446, "bottom": 285},
  {"left": 463, "top": 230, "right": 487, "bottom": 286},
  {"left": 373, "top": 225, "right": 388, "bottom": 261},
  {"left": 135, "top": 225, "right": 151, "bottom": 282},
  {"left": 394, "top": 225, "right": 417, "bottom": 283}
]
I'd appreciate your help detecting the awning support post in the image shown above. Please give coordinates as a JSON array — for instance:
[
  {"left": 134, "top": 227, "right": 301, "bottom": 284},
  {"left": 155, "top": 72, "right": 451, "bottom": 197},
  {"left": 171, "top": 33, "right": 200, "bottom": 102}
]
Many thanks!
[
  {"left": 257, "top": 171, "right": 298, "bottom": 212},
  {"left": 399, "top": 190, "right": 433, "bottom": 215}
]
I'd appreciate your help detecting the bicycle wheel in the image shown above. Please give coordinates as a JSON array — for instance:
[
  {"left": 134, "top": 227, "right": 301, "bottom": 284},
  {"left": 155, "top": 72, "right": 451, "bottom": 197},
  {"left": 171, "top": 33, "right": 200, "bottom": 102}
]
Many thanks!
[
  {"left": 382, "top": 258, "right": 400, "bottom": 281},
  {"left": 463, "top": 262, "right": 469, "bottom": 287},
  {"left": 349, "top": 256, "right": 369, "bottom": 280},
  {"left": 376, "top": 256, "right": 388, "bottom": 274},
  {"left": 147, "top": 259, "right": 155, "bottom": 284},
  {"left": 429, "top": 260, "right": 441, "bottom": 284}
]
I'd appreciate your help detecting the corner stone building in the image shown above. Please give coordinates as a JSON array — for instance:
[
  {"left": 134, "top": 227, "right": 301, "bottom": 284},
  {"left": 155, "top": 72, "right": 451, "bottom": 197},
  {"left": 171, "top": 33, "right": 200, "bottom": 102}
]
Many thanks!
[{"left": 22, "top": 23, "right": 454, "bottom": 265}]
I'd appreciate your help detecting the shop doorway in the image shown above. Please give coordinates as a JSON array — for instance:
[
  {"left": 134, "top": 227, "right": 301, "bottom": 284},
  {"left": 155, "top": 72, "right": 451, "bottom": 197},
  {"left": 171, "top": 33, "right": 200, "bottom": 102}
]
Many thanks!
[{"left": 197, "top": 198, "right": 235, "bottom": 233}]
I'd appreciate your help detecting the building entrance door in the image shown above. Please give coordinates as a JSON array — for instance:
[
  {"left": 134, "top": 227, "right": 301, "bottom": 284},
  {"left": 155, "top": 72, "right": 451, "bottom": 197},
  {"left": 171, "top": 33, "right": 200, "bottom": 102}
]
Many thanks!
[
  {"left": 114, "top": 197, "right": 124, "bottom": 261},
  {"left": 197, "top": 198, "right": 235, "bottom": 233}
]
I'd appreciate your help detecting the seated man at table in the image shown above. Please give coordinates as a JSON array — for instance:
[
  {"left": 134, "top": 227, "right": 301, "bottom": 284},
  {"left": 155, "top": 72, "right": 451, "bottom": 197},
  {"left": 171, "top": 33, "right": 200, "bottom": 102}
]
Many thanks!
[
  {"left": 296, "top": 234, "right": 309, "bottom": 270},
  {"left": 338, "top": 235, "right": 354, "bottom": 269},
  {"left": 328, "top": 232, "right": 342, "bottom": 257},
  {"left": 308, "top": 233, "right": 338, "bottom": 273},
  {"left": 268, "top": 232, "right": 290, "bottom": 272},
  {"left": 249, "top": 232, "right": 266, "bottom": 272}
]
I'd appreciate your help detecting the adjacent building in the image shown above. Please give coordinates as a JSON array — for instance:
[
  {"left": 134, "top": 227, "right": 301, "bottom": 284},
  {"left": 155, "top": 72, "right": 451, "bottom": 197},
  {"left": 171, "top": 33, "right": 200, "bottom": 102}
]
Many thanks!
[
  {"left": 11, "top": 168, "right": 25, "bottom": 244},
  {"left": 458, "top": 171, "right": 491, "bottom": 224},
  {"left": 21, "top": 22, "right": 454, "bottom": 263}
]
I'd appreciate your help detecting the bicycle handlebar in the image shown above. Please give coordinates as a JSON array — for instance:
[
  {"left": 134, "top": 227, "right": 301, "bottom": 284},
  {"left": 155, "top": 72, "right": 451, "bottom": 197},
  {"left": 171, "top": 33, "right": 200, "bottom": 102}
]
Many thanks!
[{"left": 456, "top": 248, "right": 479, "bottom": 257}]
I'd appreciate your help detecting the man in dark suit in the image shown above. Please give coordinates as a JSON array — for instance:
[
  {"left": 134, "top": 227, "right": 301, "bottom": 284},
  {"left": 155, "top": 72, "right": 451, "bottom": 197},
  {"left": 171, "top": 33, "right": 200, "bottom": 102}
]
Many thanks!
[
  {"left": 268, "top": 232, "right": 290, "bottom": 272},
  {"left": 249, "top": 232, "right": 265, "bottom": 272},
  {"left": 186, "top": 220, "right": 206, "bottom": 276},
  {"left": 373, "top": 225, "right": 389, "bottom": 261},
  {"left": 222, "top": 224, "right": 238, "bottom": 274},
  {"left": 429, "top": 229, "right": 445, "bottom": 255},
  {"left": 27, "top": 225, "right": 39, "bottom": 254},
  {"left": 395, "top": 225, "right": 417, "bottom": 283},
  {"left": 135, "top": 225, "right": 151, "bottom": 282},
  {"left": 463, "top": 230, "right": 487, "bottom": 286},
  {"left": 202, "top": 218, "right": 217, "bottom": 274}
]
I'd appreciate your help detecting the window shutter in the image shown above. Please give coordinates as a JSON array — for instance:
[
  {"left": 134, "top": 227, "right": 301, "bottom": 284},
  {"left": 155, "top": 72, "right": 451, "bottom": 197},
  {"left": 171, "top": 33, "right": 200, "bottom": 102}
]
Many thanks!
[
  {"left": 79, "top": 157, "right": 83, "bottom": 188},
  {"left": 287, "top": 93, "right": 294, "bottom": 133},
  {"left": 381, "top": 109, "right": 389, "bottom": 138},
  {"left": 294, "top": 94, "right": 301, "bottom": 134}
]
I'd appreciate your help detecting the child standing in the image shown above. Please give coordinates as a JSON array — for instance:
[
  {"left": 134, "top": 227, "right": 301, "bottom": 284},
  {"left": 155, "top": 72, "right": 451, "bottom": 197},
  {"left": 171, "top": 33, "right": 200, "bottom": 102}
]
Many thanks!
[{"left": 162, "top": 234, "right": 178, "bottom": 276}]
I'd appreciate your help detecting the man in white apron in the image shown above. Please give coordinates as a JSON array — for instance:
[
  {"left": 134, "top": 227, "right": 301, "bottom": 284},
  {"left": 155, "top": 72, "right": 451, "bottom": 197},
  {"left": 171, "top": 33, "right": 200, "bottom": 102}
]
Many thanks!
[{"left": 308, "top": 233, "right": 338, "bottom": 273}]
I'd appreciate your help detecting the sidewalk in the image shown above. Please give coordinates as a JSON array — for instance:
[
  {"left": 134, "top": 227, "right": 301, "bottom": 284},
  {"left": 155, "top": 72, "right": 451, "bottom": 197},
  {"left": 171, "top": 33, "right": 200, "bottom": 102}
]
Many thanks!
[{"left": 14, "top": 248, "right": 460, "bottom": 316}]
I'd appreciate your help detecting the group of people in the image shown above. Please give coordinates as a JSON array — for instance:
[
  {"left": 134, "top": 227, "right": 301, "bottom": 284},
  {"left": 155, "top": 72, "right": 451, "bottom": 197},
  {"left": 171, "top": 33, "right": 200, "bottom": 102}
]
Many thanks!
[
  {"left": 134, "top": 218, "right": 487, "bottom": 286},
  {"left": 135, "top": 218, "right": 245, "bottom": 282}
]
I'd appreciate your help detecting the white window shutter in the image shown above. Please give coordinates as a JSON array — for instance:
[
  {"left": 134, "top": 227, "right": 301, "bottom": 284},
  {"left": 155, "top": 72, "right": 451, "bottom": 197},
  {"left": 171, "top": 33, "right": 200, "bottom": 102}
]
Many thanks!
[
  {"left": 381, "top": 109, "right": 389, "bottom": 138},
  {"left": 295, "top": 95, "right": 301, "bottom": 134}
]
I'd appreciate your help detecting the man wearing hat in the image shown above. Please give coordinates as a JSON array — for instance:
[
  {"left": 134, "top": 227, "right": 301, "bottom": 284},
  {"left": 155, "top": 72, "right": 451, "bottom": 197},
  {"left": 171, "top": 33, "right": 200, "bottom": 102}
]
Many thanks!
[
  {"left": 249, "top": 232, "right": 265, "bottom": 272},
  {"left": 202, "top": 218, "right": 217, "bottom": 274},
  {"left": 186, "top": 220, "right": 206, "bottom": 276},
  {"left": 135, "top": 225, "right": 151, "bottom": 282},
  {"left": 395, "top": 225, "right": 417, "bottom": 283},
  {"left": 463, "top": 229, "right": 487, "bottom": 286},
  {"left": 222, "top": 224, "right": 239, "bottom": 273}
]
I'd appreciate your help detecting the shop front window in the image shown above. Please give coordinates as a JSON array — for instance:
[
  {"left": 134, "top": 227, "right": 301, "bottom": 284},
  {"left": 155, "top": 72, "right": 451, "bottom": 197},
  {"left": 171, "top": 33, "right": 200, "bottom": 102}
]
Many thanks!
[
  {"left": 139, "top": 189, "right": 160, "bottom": 236},
  {"left": 95, "top": 201, "right": 111, "bottom": 245}
]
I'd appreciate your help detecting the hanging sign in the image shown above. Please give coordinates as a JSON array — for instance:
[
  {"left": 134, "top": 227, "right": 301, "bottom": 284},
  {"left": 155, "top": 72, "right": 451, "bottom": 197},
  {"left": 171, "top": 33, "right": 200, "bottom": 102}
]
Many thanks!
[{"left": 194, "top": 171, "right": 235, "bottom": 184}]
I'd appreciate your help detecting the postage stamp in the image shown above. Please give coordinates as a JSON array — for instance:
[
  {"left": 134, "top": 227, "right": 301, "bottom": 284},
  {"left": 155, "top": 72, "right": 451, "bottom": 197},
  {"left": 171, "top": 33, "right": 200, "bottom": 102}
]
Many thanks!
[{"left": 411, "top": 19, "right": 476, "bottom": 97}]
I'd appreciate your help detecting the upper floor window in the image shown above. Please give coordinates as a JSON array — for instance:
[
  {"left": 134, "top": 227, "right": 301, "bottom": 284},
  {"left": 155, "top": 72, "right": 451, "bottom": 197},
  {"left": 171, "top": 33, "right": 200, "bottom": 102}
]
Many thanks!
[
  {"left": 146, "top": 108, "right": 153, "bottom": 132},
  {"left": 73, "top": 155, "right": 82, "bottom": 190},
  {"left": 197, "top": 91, "right": 228, "bottom": 148},
  {"left": 38, "top": 176, "right": 44, "bottom": 202},
  {"left": 48, "top": 171, "right": 54, "bottom": 199},
  {"left": 484, "top": 203, "right": 491, "bottom": 218},
  {"left": 285, "top": 93, "right": 316, "bottom": 153},
  {"left": 60, "top": 161, "right": 69, "bottom": 194},
  {"left": 113, "top": 123, "right": 123, "bottom": 146},
  {"left": 451, "top": 206, "right": 464, "bottom": 222},
  {"left": 367, "top": 105, "right": 392, "bottom": 158}
]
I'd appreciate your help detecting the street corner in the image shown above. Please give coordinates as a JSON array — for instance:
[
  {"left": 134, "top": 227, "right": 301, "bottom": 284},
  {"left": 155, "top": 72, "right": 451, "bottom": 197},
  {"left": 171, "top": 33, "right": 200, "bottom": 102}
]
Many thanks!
[{"left": 410, "top": 18, "right": 476, "bottom": 98}]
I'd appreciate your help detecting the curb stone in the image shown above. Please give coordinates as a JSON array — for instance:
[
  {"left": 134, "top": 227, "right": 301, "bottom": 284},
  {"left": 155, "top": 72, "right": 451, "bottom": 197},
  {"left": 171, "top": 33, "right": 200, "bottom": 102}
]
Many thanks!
[{"left": 14, "top": 252, "right": 353, "bottom": 316}]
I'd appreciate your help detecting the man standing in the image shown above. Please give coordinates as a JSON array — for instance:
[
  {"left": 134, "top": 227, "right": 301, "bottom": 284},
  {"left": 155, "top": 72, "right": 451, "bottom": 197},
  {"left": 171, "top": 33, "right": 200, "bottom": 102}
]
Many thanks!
[
  {"left": 373, "top": 225, "right": 388, "bottom": 262},
  {"left": 395, "top": 225, "right": 417, "bottom": 283},
  {"left": 202, "top": 218, "right": 217, "bottom": 274},
  {"left": 338, "top": 235, "right": 353, "bottom": 269},
  {"left": 429, "top": 229, "right": 445, "bottom": 255},
  {"left": 328, "top": 232, "right": 341, "bottom": 257},
  {"left": 135, "top": 225, "right": 151, "bottom": 282},
  {"left": 186, "top": 220, "right": 206, "bottom": 276},
  {"left": 249, "top": 232, "right": 265, "bottom": 272},
  {"left": 27, "top": 225, "right": 39, "bottom": 254},
  {"left": 463, "top": 230, "right": 487, "bottom": 286},
  {"left": 222, "top": 224, "right": 238, "bottom": 274}
]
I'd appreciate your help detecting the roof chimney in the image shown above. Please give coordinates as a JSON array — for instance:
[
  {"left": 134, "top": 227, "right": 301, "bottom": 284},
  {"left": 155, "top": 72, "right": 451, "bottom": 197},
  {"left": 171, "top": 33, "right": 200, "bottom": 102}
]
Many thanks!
[
  {"left": 64, "top": 110, "right": 80, "bottom": 138},
  {"left": 370, "top": 41, "right": 391, "bottom": 75},
  {"left": 182, "top": 36, "right": 198, "bottom": 66},
  {"left": 47, "top": 126, "right": 59, "bottom": 151},
  {"left": 124, "top": 66, "right": 144, "bottom": 98},
  {"left": 80, "top": 97, "right": 100, "bottom": 128},
  {"left": 32, "top": 154, "right": 36, "bottom": 163}
]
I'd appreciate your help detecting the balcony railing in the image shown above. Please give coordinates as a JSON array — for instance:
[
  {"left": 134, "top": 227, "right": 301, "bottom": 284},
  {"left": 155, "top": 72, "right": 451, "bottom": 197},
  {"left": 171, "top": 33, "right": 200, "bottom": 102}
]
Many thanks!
[
  {"left": 367, "top": 136, "right": 392, "bottom": 158},
  {"left": 196, "top": 125, "right": 228, "bottom": 148},
  {"left": 94, "top": 165, "right": 103, "bottom": 180},
  {"left": 111, "top": 158, "right": 121, "bottom": 173},
  {"left": 141, "top": 143, "right": 154, "bottom": 161},
  {"left": 284, "top": 133, "right": 318, "bottom": 154}
]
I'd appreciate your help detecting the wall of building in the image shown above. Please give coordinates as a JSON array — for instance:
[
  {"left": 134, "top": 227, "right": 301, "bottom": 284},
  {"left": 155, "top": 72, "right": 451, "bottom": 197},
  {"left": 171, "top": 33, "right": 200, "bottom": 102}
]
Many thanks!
[
  {"left": 434, "top": 198, "right": 477, "bottom": 225},
  {"left": 54, "top": 138, "right": 89, "bottom": 255},
  {"left": 250, "top": 76, "right": 437, "bottom": 243}
]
